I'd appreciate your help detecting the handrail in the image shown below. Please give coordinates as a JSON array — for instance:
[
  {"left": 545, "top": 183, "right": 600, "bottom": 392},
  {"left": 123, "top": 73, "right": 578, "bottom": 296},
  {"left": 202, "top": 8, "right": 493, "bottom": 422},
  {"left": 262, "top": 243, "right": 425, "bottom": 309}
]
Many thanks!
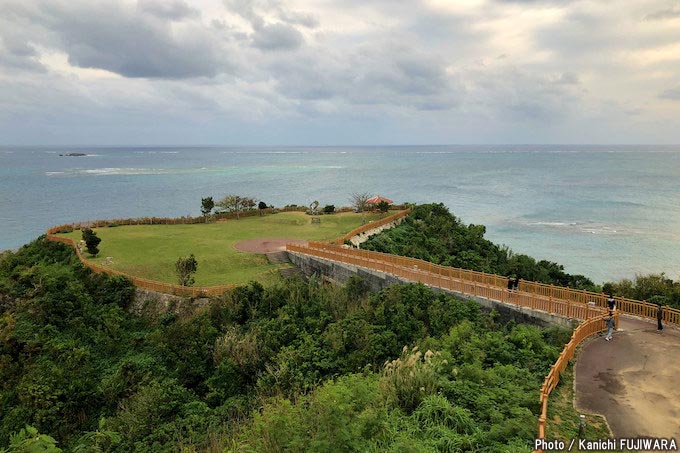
[
  {"left": 44, "top": 207, "right": 410, "bottom": 297},
  {"left": 535, "top": 312, "right": 617, "bottom": 447},
  {"left": 46, "top": 234, "right": 235, "bottom": 297},
  {"left": 285, "top": 241, "right": 635, "bottom": 446},
  {"left": 287, "top": 242, "right": 608, "bottom": 320},
  {"left": 289, "top": 242, "right": 680, "bottom": 327},
  {"left": 334, "top": 208, "right": 411, "bottom": 244}
]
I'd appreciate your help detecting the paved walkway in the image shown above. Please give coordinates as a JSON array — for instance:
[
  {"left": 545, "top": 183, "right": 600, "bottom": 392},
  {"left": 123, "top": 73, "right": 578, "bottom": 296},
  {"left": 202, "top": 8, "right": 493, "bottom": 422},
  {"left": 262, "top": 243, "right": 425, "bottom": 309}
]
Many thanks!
[{"left": 575, "top": 316, "right": 680, "bottom": 438}]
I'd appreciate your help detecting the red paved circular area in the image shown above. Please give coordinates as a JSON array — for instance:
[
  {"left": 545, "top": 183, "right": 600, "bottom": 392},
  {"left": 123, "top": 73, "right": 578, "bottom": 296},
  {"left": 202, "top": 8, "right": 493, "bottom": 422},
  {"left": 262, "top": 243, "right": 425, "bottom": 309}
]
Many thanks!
[{"left": 234, "top": 238, "right": 307, "bottom": 254}]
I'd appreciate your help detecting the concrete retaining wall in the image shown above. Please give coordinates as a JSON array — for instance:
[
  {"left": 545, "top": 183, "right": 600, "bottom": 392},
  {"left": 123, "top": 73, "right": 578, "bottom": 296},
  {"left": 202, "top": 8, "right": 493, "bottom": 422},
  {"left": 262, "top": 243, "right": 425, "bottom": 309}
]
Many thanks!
[
  {"left": 348, "top": 216, "right": 405, "bottom": 248},
  {"left": 288, "top": 251, "right": 579, "bottom": 329}
]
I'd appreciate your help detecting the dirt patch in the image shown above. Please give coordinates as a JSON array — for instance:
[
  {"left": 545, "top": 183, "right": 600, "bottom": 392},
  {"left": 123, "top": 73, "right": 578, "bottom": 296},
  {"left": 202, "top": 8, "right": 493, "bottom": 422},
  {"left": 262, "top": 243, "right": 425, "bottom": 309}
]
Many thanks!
[
  {"left": 234, "top": 238, "right": 307, "bottom": 254},
  {"left": 575, "top": 317, "right": 680, "bottom": 438}
]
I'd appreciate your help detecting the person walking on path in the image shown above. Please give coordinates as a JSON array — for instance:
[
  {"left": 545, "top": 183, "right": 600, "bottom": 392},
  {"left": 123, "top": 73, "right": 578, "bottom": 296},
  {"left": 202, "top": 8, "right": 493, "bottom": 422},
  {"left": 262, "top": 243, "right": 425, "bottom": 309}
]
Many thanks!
[
  {"left": 657, "top": 304, "right": 664, "bottom": 331},
  {"left": 605, "top": 312, "right": 616, "bottom": 341}
]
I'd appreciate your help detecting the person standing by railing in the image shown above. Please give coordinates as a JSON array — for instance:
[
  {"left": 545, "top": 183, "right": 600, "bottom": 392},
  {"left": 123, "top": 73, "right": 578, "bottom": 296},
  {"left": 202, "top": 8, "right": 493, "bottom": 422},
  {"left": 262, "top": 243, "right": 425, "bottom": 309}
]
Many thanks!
[
  {"left": 605, "top": 312, "right": 616, "bottom": 341},
  {"left": 607, "top": 294, "right": 616, "bottom": 311},
  {"left": 657, "top": 303, "right": 664, "bottom": 331}
]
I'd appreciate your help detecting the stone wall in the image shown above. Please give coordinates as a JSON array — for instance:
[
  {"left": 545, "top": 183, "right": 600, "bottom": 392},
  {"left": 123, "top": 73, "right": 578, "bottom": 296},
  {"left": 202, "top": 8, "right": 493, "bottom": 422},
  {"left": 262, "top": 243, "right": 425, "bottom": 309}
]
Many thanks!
[
  {"left": 288, "top": 251, "right": 579, "bottom": 329},
  {"left": 131, "top": 288, "right": 210, "bottom": 316},
  {"left": 348, "top": 216, "right": 405, "bottom": 248}
]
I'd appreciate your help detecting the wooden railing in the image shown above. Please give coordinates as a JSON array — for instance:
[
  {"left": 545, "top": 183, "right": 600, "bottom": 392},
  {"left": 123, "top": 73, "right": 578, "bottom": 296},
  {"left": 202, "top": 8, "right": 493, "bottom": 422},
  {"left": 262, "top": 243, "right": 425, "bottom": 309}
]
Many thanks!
[
  {"left": 44, "top": 207, "right": 409, "bottom": 298},
  {"left": 46, "top": 234, "right": 235, "bottom": 297},
  {"left": 286, "top": 241, "right": 678, "bottom": 445},
  {"left": 288, "top": 242, "right": 680, "bottom": 327},
  {"left": 288, "top": 242, "right": 610, "bottom": 320},
  {"left": 334, "top": 208, "right": 412, "bottom": 244},
  {"left": 536, "top": 313, "right": 617, "bottom": 446}
]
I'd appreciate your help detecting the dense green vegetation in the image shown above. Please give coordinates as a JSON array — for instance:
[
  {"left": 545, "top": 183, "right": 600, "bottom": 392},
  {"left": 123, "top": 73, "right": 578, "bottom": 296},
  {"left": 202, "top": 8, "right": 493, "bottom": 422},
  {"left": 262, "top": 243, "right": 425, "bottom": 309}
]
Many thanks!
[
  {"left": 603, "top": 274, "right": 680, "bottom": 310},
  {"left": 362, "top": 204, "right": 597, "bottom": 290},
  {"left": 362, "top": 203, "right": 680, "bottom": 309},
  {"left": 0, "top": 238, "right": 570, "bottom": 451}
]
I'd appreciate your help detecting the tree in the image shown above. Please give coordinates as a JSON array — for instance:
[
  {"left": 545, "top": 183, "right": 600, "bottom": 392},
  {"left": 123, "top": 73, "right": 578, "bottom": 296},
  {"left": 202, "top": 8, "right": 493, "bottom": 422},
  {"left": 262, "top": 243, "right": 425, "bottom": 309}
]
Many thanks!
[
  {"left": 377, "top": 200, "right": 390, "bottom": 213},
  {"left": 82, "top": 228, "right": 101, "bottom": 257},
  {"left": 323, "top": 205, "right": 335, "bottom": 214},
  {"left": 217, "top": 195, "right": 256, "bottom": 220},
  {"left": 175, "top": 254, "right": 198, "bottom": 286},
  {"left": 350, "top": 192, "right": 371, "bottom": 224},
  {"left": 201, "top": 197, "right": 215, "bottom": 220},
  {"left": 243, "top": 198, "right": 257, "bottom": 211},
  {"left": 258, "top": 201, "right": 267, "bottom": 216}
]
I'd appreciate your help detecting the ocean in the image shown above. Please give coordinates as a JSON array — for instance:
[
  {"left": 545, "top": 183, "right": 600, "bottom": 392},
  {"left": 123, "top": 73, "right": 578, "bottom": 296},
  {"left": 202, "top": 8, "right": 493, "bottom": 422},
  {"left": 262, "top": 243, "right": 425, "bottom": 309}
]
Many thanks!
[{"left": 1, "top": 145, "right": 679, "bottom": 284}]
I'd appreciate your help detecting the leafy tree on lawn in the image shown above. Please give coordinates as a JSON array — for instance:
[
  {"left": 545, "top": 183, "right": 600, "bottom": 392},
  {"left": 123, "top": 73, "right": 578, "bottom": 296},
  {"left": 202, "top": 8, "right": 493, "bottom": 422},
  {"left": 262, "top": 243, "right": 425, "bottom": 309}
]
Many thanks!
[
  {"left": 200, "top": 197, "right": 214, "bottom": 221},
  {"left": 217, "top": 195, "right": 256, "bottom": 220},
  {"left": 258, "top": 201, "right": 267, "bottom": 216},
  {"left": 323, "top": 205, "right": 335, "bottom": 214},
  {"left": 377, "top": 200, "right": 390, "bottom": 213},
  {"left": 81, "top": 228, "right": 101, "bottom": 257},
  {"left": 175, "top": 255, "right": 198, "bottom": 286}
]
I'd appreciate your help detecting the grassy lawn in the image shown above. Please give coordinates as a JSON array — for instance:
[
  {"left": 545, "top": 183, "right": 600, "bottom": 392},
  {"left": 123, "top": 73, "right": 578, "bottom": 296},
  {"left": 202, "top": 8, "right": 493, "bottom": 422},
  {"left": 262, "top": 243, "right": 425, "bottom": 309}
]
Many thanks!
[{"left": 60, "top": 211, "right": 384, "bottom": 286}]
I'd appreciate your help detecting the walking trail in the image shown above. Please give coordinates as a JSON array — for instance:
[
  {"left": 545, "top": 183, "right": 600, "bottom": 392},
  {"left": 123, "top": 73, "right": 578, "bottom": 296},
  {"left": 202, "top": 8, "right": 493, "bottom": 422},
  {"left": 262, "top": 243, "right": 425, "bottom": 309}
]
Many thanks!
[{"left": 575, "top": 317, "right": 680, "bottom": 438}]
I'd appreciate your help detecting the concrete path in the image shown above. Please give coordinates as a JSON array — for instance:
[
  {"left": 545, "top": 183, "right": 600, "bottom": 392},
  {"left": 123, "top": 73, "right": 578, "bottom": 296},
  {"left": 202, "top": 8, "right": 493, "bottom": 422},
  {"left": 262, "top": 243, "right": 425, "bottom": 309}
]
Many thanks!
[{"left": 575, "top": 316, "right": 680, "bottom": 438}]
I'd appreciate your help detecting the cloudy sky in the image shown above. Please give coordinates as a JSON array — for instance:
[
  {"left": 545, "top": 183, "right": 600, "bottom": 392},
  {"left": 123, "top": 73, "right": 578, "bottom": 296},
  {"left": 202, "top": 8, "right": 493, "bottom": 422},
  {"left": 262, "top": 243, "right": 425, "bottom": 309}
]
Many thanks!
[{"left": 1, "top": 0, "right": 679, "bottom": 145}]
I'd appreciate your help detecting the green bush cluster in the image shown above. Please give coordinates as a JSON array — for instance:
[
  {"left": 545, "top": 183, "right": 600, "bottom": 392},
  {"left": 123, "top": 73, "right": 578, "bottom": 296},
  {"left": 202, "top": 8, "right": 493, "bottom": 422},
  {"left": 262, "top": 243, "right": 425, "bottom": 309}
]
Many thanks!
[
  {"left": 0, "top": 238, "right": 567, "bottom": 451},
  {"left": 603, "top": 273, "right": 680, "bottom": 309},
  {"left": 362, "top": 203, "right": 597, "bottom": 290}
]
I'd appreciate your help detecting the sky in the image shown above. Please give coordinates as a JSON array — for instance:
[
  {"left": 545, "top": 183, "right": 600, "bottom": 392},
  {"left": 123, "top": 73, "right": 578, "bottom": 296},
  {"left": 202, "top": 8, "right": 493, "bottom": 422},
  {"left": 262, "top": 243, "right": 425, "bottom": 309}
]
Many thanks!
[{"left": 1, "top": 0, "right": 679, "bottom": 145}]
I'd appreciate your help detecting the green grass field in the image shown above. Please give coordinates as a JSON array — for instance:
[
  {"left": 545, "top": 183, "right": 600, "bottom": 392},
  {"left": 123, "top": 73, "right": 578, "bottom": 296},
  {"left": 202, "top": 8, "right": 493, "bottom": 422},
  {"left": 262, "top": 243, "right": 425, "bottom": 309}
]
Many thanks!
[{"left": 60, "top": 211, "right": 383, "bottom": 286}]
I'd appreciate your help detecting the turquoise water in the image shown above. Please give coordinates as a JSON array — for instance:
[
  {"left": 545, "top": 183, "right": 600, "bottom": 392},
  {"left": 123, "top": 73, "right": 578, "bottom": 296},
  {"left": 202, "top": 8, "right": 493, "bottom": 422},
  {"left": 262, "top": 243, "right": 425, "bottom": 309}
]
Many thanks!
[{"left": 1, "top": 145, "right": 679, "bottom": 283}]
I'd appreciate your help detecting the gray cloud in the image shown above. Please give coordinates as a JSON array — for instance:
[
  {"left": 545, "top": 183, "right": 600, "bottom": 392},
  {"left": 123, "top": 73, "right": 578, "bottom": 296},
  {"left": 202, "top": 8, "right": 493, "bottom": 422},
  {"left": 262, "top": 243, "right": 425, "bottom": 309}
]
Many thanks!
[
  {"left": 0, "top": 32, "right": 46, "bottom": 72},
  {"left": 137, "top": 0, "right": 199, "bottom": 20},
  {"left": 2, "top": 0, "right": 233, "bottom": 79},
  {"left": 269, "top": 44, "right": 461, "bottom": 111},
  {"left": 225, "top": 0, "right": 309, "bottom": 51},
  {"left": 252, "top": 22, "right": 303, "bottom": 51},
  {"left": 659, "top": 87, "right": 680, "bottom": 100},
  {"left": 644, "top": 6, "right": 680, "bottom": 20},
  {"left": 467, "top": 65, "right": 583, "bottom": 122},
  {"left": 277, "top": 10, "right": 318, "bottom": 29},
  {"left": 0, "top": 0, "right": 679, "bottom": 145}
]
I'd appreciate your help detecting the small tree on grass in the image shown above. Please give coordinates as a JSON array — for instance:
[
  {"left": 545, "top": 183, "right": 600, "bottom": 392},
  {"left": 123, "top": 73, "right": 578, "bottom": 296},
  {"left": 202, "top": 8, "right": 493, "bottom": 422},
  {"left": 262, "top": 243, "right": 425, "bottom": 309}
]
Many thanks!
[
  {"left": 350, "top": 192, "right": 371, "bottom": 224},
  {"left": 175, "top": 254, "right": 198, "bottom": 286},
  {"left": 323, "top": 204, "right": 335, "bottom": 214},
  {"left": 81, "top": 228, "right": 101, "bottom": 257},
  {"left": 201, "top": 197, "right": 215, "bottom": 221},
  {"left": 258, "top": 201, "right": 267, "bottom": 216},
  {"left": 377, "top": 200, "right": 390, "bottom": 213},
  {"left": 217, "top": 195, "right": 256, "bottom": 220}
]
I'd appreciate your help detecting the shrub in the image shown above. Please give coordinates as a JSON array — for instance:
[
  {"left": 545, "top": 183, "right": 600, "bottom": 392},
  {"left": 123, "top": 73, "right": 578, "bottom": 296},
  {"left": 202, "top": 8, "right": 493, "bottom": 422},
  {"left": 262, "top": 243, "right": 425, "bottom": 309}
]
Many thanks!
[
  {"left": 380, "top": 346, "right": 445, "bottom": 414},
  {"left": 323, "top": 205, "right": 335, "bottom": 214}
]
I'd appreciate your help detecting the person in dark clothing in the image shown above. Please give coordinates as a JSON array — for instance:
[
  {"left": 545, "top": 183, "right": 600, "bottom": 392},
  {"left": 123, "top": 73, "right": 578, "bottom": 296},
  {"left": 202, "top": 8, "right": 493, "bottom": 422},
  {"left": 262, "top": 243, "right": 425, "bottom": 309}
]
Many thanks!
[
  {"left": 513, "top": 277, "right": 520, "bottom": 291},
  {"left": 657, "top": 304, "right": 664, "bottom": 331},
  {"left": 507, "top": 278, "right": 514, "bottom": 291},
  {"left": 607, "top": 294, "right": 616, "bottom": 311}
]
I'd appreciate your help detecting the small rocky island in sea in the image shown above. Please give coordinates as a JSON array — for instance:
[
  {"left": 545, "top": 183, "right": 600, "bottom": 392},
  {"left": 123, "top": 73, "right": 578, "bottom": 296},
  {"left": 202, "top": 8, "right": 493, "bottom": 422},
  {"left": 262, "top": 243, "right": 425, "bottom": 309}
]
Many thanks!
[{"left": 59, "top": 152, "right": 88, "bottom": 157}]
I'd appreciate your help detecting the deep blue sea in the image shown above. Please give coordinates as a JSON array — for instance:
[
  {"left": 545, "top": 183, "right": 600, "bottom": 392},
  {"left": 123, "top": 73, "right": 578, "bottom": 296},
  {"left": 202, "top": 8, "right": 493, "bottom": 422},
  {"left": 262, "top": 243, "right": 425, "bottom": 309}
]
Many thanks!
[{"left": 1, "top": 145, "right": 679, "bottom": 284}]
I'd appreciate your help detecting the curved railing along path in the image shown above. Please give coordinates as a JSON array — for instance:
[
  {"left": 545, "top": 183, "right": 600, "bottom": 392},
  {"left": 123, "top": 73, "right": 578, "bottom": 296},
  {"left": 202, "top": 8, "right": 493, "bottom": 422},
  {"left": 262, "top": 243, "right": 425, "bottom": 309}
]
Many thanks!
[
  {"left": 44, "top": 208, "right": 411, "bottom": 297},
  {"left": 44, "top": 207, "right": 308, "bottom": 297},
  {"left": 285, "top": 241, "right": 678, "bottom": 445},
  {"left": 45, "top": 207, "right": 677, "bottom": 442}
]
